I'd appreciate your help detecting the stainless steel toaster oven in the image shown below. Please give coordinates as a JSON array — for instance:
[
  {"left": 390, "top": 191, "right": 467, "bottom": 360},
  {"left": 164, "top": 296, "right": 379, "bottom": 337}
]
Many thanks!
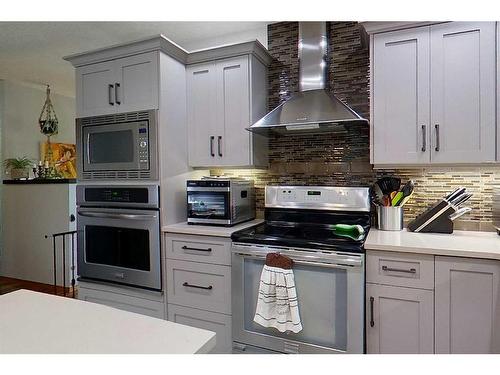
[{"left": 187, "top": 178, "right": 255, "bottom": 226}]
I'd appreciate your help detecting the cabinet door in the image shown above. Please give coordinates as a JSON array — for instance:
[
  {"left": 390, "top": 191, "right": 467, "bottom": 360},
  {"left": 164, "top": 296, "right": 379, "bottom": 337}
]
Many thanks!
[
  {"left": 435, "top": 256, "right": 500, "bottom": 353},
  {"left": 366, "top": 283, "right": 434, "bottom": 354},
  {"left": 215, "top": 56, "right": 251, "bottom": 166},
  {"left": 76, "top": 60, "right": 116, "bottom": 117},
  {"left": 168, "top": 304, "right": 232, "bottom": 354},
  {"left": 114, "top": 52, "right": 159, "bottom": 113},
  {"left": 187, "top": 62, "right": 218, "bottom": 167},
  {"left": 372, "top": 27, "right": 430, "bottom": 164},
  {"left": 430, "top": 22, "right": 496, "bottom": 163}
]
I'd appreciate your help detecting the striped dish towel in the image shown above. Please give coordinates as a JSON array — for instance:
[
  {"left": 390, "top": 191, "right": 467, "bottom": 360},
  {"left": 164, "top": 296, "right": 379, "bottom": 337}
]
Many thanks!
[{"left": 253, "top": 264, "right": 303, "bottom": 333}]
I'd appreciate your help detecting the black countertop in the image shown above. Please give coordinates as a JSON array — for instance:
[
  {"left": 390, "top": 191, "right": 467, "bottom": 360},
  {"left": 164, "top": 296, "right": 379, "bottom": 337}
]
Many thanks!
[{"left": 3, "top": 179, "right": 76, "bottom": 184}]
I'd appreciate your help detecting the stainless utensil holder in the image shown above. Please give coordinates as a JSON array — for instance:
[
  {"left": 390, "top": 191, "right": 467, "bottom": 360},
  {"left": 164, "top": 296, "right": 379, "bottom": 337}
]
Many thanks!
[{"left": 377, "top": 206, "right": 404, "bottom": 231}]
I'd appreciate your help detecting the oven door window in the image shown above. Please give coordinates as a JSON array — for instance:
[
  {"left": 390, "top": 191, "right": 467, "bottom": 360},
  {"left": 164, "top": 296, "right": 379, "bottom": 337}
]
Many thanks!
[
  {"left": 242, "top": 257, "right": 348, "bottom": 351},
  {"left": 85, "top": 225, "right": 150, "bottom": 271},
  {"left": 187, "top": 192, "right": 229, "bottom": 220}
]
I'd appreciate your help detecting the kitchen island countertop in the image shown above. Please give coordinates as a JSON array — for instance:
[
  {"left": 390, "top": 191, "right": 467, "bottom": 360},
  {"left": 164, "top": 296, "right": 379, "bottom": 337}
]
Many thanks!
[
  {"left": 366, "top": 228, "right": 500, "bottom": 260},
  {"left": 162, "top": 219, "right": 264, "bottom": 237},
  {"left": 0, "top": 289, "right": 215, "bottom": 354}
]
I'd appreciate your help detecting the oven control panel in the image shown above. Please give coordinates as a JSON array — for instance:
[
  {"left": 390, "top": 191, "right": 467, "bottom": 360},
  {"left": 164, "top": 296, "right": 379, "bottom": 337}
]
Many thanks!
[
  {"left": 266, "top": 186, "right": 370, "bottom": 212},
  {"left": 77, "top": 185, "right": 160, "bottom": 209}
]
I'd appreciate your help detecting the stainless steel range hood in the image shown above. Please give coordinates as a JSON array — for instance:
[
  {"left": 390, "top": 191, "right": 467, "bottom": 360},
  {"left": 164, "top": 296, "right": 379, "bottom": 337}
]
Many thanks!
[{"left": 247, "top": 22, "right": 368, "bottom": 137}]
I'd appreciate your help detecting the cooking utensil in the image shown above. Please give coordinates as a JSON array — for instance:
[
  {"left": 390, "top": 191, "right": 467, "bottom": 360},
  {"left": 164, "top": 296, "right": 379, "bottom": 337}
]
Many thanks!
[
  {"left": 449, "top": 207, "right": 472, "bottom": 221},
  {"left": 393, "top": 180, "right": 414, "bottom": 206},
  {"left": 376, "top": 177, "right": 401, "bottom": 195}
]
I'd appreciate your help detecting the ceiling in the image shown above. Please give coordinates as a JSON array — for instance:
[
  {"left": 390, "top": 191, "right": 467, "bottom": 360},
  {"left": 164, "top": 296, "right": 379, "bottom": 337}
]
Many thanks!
[{"left": 0, "top": 22, "right": 270, "bottom": 97}]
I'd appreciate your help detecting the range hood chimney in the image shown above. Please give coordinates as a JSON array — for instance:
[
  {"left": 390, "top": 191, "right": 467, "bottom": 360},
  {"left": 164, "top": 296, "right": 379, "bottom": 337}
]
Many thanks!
[{"left": 247, "top": 22, "right": 368, "bottom": 137}]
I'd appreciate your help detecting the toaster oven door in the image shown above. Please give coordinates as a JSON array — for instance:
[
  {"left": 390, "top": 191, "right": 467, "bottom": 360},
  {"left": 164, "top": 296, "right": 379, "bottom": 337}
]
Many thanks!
[{"left": 187, "top": 190, "right": 231, "bottom": 224}]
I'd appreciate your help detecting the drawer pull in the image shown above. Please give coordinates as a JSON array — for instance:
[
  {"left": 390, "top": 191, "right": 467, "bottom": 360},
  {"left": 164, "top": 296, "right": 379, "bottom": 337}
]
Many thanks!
[
  {"left": 382, "top": 265, "right": 416, "bottom": 274},
  {"left": 369, "top": 296, "right": 375, "bottom": 327},
  {"left": 182, "top": 282, "right": 213, "bottom": 290},
  {"left": 181, "top": 245, "right": 212, "bottom": 252}
]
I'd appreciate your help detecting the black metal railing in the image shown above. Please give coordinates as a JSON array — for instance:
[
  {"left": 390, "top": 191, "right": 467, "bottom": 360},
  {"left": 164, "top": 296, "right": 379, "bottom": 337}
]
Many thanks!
[{"left": 45, "top": 230, "right": 77, "bottom": 298}]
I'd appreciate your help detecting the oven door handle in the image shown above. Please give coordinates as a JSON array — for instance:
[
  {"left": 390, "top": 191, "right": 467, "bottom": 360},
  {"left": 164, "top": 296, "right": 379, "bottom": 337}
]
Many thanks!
[
  {"left": 77, "top": 211, "right": 157, "bottom": 220},
  {"left": 233, "top": 251, "right": 362, "bottom": 269}
]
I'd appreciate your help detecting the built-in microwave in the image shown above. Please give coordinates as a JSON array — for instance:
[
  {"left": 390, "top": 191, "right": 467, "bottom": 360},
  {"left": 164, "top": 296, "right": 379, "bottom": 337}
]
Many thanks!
[{"left": 76, "top": 110, "right": 158, "bottom": 180}]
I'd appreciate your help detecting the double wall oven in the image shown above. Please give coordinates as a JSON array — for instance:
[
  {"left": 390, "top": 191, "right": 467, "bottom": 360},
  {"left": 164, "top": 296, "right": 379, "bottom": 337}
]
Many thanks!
[{"left": 77, "top": 185, "right": 161, "bottom": 290}]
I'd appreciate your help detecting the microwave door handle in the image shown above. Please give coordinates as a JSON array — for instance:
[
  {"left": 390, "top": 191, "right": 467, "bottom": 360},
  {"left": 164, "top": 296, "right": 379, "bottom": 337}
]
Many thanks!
[
  {"left": 78, "top": 211, "right": 157, "bottom": 220},
  {"left": 86, "top": 133, "right": 91, "bottom": 165}
]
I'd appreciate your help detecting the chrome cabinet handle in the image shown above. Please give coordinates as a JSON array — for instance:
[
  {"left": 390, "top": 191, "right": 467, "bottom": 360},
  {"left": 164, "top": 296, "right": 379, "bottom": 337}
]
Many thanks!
[
  {"left": 115, "top": 83, "right": 121, "bottom": 105},
  {"left": 182, "top": 282, "right": 213, "bottom": 290},
  {"left": 181, "top": 245, "right": 212, "bottom": 252},
  {"left": 435, "top": 124, "right": 440, "bottom": 151},
  {"left": 217, "top": 136, "right": 223, "bottom": 157},
  {"left": 108, "top": 84, "right": 114, "bottom": 105},
  {"left": 370, "top": 296, "right": 375, "bottom": 327},
  {"left": 382, "top": 265, "right": 417, "bottom": 274},
  {"left": 421, "top": 125, "right": 426, "bottom": 152},
  {"left": 210, "top": 136, "right": 215, "bottom": 157}
]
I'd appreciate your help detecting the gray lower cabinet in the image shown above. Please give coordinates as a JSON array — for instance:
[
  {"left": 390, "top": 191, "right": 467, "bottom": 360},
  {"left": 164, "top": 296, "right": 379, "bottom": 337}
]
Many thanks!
[
  {"left": 78, "top": 281, "right": 165, "bottom": 319},
  {"left": 366, "top": 283, "right": 434, "bottom": 354},
  {"left": 168, "top": 304, "right": 232, "bottom": 354},
  {"left": 164, "top": 233, "right": 233, "bottom": 353},
  {"left": 435, "top": 256, "right": 500, "bottom": 353}
]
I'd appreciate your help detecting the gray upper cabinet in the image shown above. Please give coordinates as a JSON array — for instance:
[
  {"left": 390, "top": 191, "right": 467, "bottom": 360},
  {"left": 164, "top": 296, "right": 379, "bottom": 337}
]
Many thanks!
[
  {"left": 430, "top": 22, "right": 496, "bottom": 163},
  {"left": 371, "top": 22, "right": 497, "bottom": 165},
  {"left": 186, "top": 61, "right": 218, "bottom": 167},
  {"left": 76, "top": 60, "right": 117, "bottom": 117},
  {"left": 75, "top": 52, "right": 159, "bottom": 118},
  {"left": 186, "top": 43, "right": 271, "bottom": 168},
  {"left": 435, "top": 256, "right": 500, "bottom": 354},
  {"left": 373, "top": 27, "right": 430, "bottom": 165}
]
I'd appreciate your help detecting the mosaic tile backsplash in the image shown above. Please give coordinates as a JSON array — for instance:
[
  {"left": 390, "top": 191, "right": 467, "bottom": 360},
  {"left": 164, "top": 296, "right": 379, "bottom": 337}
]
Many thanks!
[{"left": 212, "top": 21, "right": 500, "bottom": 232}]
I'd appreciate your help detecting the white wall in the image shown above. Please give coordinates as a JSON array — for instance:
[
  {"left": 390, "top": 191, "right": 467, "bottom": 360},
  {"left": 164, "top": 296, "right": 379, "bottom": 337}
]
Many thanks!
[
  {"left": 181, "top": 26, "right": 268, "bottom": 51},
  {"left": 0, "top": 80, "right": 76, "bottom": 165}
]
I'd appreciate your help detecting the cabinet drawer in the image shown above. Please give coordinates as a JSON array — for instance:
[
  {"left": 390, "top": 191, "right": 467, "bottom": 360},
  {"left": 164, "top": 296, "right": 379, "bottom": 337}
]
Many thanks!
[
  {"left": 166, "top": 259, "right": 231, "bottom": 314},
  {"left": 366, "top": 251, "right": 434, "bottom": 289},
  {"left": 167, "top": 304, "right": 232, "bottom": 354},
  {"left": 78, "top": 286, "right": 165, "bottom": 319},
  {"left": 165, "top": 234, "right": 231, "bottom": 265}
]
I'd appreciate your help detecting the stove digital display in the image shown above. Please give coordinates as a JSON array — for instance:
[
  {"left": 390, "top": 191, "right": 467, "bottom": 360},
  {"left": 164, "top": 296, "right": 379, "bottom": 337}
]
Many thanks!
[{"left": 307, "top": 191, "right": 321, "bottom": 196}]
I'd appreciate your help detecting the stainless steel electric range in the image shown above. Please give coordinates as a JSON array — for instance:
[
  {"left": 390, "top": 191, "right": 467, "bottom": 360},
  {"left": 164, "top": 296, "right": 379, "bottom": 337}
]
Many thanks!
[{"left": 231, "top": 185, "right": 371, "bottom": 354}]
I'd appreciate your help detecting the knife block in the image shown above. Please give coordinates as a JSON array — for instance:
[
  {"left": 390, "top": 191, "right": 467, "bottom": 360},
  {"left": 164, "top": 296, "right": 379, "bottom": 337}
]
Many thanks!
[{"left": 407, "top": 199, "right": 455, "bottom": 234}]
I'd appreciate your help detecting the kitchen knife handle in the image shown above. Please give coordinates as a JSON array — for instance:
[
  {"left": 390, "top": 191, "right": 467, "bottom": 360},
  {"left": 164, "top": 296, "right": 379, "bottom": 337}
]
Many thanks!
[
  {"left": 421, "top": 125, "right": 426, "bottom": 152},
  {"left": 369, "top": 296, "right": 375, "bottom": 327},
  {"left": 210, "top": 136, "right": 215, "bottom": 157},
  {"left": 435, "top": 124, "right": 440, "bottom": 152},
  {"left": 108, "top": 84, "right": 114, "bottom": 105}
]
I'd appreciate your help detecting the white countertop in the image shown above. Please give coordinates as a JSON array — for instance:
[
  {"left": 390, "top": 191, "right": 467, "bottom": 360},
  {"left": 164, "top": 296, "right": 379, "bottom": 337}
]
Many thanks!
[
  {"left": 366, "top": 228, "right": 500, "bottom": 260},
  {"left": 162, "top": 219, "right": 264, "bottom": 237},
  {"left": 0, "top": 290, "right": 216, "bottom": 354}
]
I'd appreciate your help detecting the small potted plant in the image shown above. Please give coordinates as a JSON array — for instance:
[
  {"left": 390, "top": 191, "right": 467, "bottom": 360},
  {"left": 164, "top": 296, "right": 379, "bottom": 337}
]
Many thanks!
[{"left": 3, "top": 157, "right": 34, "bottom": 180}]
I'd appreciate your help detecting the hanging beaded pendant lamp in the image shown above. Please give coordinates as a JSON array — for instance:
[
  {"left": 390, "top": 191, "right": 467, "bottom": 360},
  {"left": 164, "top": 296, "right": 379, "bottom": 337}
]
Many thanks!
[{"left": 38, "top": 85, "right": 59, "bottom": 165}]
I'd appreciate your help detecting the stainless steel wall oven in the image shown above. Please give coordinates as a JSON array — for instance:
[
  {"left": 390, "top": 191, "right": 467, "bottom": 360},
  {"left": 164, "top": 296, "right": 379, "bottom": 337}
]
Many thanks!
[{"left": 77, "top": 185, "right": 161, "bottom": 290}]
